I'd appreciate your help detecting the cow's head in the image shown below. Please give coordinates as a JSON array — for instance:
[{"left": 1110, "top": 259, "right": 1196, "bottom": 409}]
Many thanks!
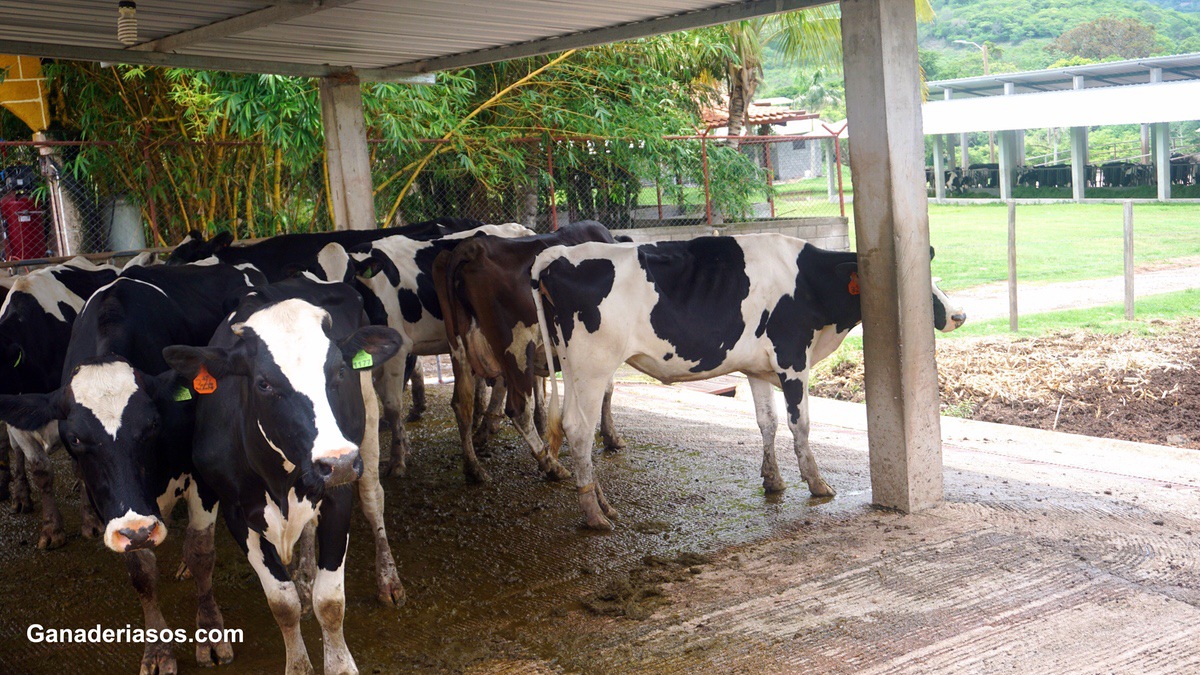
[
  {"left": 929, "top": 248, "right": 966, "bottom": 332},
  {"left": 166, "top": 230, "right": 234, "bottom": 265},
  {"left": 0, "top": 355, "right": 181, "bottom": 553},
  {"left": 164, "top": 299, "right": 400, "bottom": 492}
]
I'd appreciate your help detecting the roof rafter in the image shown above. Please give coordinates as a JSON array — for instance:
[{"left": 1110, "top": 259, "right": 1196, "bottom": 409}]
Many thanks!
[{"left": 129, "top": 0, "right": 360, "bottom": 53}]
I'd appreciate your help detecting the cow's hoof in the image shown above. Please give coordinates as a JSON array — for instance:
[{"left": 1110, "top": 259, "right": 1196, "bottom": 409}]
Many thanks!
[
  {"left": 285, "top": 655, "right": 316, "bottom": 675},
  {"left": 542, "top": 461, "right": 572, "bottom": 482},
  {"left": 464, "top": 465, "right": 492, "bottom": 484},
  {"left": 37, "top": 526, "right": 66, "bottom": 550},
  {"left": 10, "top": 492, "right": 34, "bottom": 514},
  {"left": 175, "top": 560, "right": 192, "bottom": 581},
  {"left": 382, "top": 455, "right": 407, "bottom": 478},
  {"left": 377, "top": 572, "right": 406, "bottom": 608},
  {"left": 471, "top": 431, "right": 490, "bottom": 450},
  {"left": 762, "top": 475, "right": 786, "bottom": 493},
  {"left": 404, "top": 408, "right": 425, "bottom": 423},
  {"left": 195, "top": 637, "right": 234, "bottom": 667},
  {"left": 603, "top": 437, "right": 627, "bottom": 453},
  {"left": 580, "top": 489, "right": 616, "bottom": 530},
  {"left": 81, "top": 514, "right": 104, "bottom": 540},
  {"left": 807, "top": 478, "right": 836, "bottom": 498},
  {"left": 140, "top": 642, "right": 178, "bottom": 675}
]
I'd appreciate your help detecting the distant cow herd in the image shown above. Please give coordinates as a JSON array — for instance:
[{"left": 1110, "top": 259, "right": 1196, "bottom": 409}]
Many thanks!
[
  {"left": 927, "top": 154, "right": 1200, "bottom": 194},
  {"left": 0, "top": 220, "right": 964, "bottom": 673}
]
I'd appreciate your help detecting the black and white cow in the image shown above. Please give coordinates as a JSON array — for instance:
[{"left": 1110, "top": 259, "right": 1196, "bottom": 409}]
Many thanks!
[
  {"left": 0, "top": 262, "right": 263, "bottom": 673},
  {"left": 349, "top": 223, "right": 534, "bottom": 476},
  {"left": 163, "top": 276, "right": 401, "bottom": 675},
  {"left": 532, "top": 235, "right": 966, "bottom": 529},
  {"left": 0, "top": 258, "right": 119, "bottom": 546}
]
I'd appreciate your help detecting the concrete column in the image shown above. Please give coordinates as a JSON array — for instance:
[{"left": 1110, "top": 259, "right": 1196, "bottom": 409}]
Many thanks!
[
  {"left": 960, "top": 133, "right": 970, "bottom": 168},
  {"left": 998, "top": 130, "right": 1015, "bottom": 201},
  {"left": 1071, "top": 126, "right": 1088, "bottom": 202},
  {"left": 1149, "top": 68, "right": 1171, "bottom": 200},
  {"left": 1070, "top": 75, "right": 1087, "bottom": 201},
  {"left": 841, "top": 0, "right": 943, "bottom": 513},
  {"left": 319, "top": 73, "right": 376, "bottom": 231},
  {"left": 932, "top": 134, "right": 946, "bottom": 201},
  {"left": 826, "top": 139, "right": 836, "bottom": 201},
  {"left": 946, "top": 134, "right": 956, "bottom": 172},
  {"left": 1017, "top": 129, "right": 1026, "bottom": 166}
]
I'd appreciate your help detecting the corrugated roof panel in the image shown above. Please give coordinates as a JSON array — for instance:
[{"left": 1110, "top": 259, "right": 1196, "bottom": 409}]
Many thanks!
[{"left": 923, "top": 80, "right": 1200, "bottom": 134}]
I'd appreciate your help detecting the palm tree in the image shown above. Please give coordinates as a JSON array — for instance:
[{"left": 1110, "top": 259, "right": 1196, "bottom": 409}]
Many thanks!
[{"left": 723, "top": 1, "right": 934, "bottom": 139}]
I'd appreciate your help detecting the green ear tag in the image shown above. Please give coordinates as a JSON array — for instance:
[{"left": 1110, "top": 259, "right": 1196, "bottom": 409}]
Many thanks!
[
  {"left": 351, "top": 349, "right": 373, "bottom": 370},
  {"left": 13, "top": 349, "right": 22, "bottom": 368},
  {"left": 173, "top": 386, "right": 194, "bottom": 402}
]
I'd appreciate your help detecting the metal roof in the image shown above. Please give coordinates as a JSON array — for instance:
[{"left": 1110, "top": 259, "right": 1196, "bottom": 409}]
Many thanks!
[
  {"left": 927, "top": 52, "right": 1200, "bottom": 99},
  {"left": 0, "top": 0, "right": 827, "bottom": 82}
]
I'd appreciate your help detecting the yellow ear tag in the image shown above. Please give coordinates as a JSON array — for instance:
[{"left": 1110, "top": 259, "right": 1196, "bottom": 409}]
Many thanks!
[
  {"left": 193, "top": 365, "right": 218, "bottom": 394},
  {"left": 351, "top": 349, "right": 373, "bottom": 370},
  {"left": 173, "top": 386, "right": 193, "bottom": 402}
]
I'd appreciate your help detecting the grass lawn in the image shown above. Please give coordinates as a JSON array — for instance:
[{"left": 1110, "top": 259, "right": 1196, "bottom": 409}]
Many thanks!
[
  {"left": 943, "top": 288, "right": 1200, "bottom": 338},
  {"left": 906, "top": 203, "right": 1200, "bottom": 292}
]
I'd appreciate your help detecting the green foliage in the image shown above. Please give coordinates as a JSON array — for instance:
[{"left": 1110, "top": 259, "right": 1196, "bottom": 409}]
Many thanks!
[{"left": 1048, "top": 16, "right": 1159, "bottom": 60}]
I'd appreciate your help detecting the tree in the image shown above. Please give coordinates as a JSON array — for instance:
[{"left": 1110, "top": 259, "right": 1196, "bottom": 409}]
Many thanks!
[{"left": 1049, "top": 17, "right": 1158, "bottom": 61}]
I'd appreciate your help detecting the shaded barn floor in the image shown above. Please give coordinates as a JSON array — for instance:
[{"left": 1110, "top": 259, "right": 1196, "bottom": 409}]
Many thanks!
[{"left": 1, "top": 380, "right": 1198, "bottom": 673}]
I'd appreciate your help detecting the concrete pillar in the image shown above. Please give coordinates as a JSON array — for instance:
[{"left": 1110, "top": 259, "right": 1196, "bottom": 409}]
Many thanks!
[
  {"left": 998, "top": 130, "right": 1015, "bottom": 201},
  {"left": 1017, "top": 129, "right": 1026, "bottom": 166},
  {"left": 946, "top": 134, "right": 956, "bottom": 172},
  {"left": 841, "top": 0, "right": 943, "bottom": 513},
  {"left": 1071, "top": 126, "right": 1088, "bottom": 202},
  {"left": 825, "top": 139, "right": 837, "bottom": 201},
  {"left": 932, "top": 134, "right": 946, "bottom": 201},
  {"left": 960, "top": 133, "right": 970, "bottom": 168},
  {"left": 1149, "top": 68, "right": 1171, "bottom": 200},
  {"left": 319, "top": 73, "right": 376, "bottom": 231},
  {"left": 1070, "top": 75, "right": 1087, "bottom": 202}
]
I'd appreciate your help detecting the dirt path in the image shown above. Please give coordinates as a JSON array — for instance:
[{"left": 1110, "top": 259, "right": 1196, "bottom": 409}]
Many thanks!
[{"left": 952, "top": 256, "right": 1200, "bottom": 322}]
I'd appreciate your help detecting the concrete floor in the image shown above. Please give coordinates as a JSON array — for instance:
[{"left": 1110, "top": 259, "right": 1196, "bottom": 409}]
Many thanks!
[{"left": 1, "top": 380, "right": 1197, "bottom": 673}]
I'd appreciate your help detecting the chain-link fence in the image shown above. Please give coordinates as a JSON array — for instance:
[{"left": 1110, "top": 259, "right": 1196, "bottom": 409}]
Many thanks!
[{"left": 0, "top": 134, "right": 848, "bottom": 262}]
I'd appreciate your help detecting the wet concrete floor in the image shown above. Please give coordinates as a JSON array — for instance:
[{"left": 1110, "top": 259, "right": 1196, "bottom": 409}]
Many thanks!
[{"left": 1, "top": 380, "right": 1198, "bottom": 673}]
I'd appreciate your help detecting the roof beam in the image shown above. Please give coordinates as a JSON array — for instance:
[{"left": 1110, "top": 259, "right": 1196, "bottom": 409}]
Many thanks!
[
  {"left": 0, "top": 38, "right": 434, "bottom": 84},
  {"left": 129, "top": 0, "right": 360, "bottom": 53},
  {"left": 374, "top": 0, "right": 833, "bottom": 75}
]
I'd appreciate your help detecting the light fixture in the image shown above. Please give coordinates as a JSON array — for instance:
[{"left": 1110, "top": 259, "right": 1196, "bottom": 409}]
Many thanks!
[{"left": 117, "top": 1, "right": 138, "bottom": 46}]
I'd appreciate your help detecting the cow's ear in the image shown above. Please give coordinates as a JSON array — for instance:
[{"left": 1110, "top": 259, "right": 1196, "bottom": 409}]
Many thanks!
[
  {"left": 355, "top": 252, "right": 386, "bottom": 280},
  {"left": 834, "top": 261, "right": 858, "bottom": 281},
  {"left": 0, "top": 390, "right": 66, "bottom": 431},
  {"left": 209, "top": 231, "right": 235, "bottom": 252},
  {"left": 141, "top": 370, "right": 189, "bottom": 407},
  {"left": 340, "top": 326, "right": 402, "bottom": 370},
  {"left": 163, "top": 345, "right": 251, "bottom": 380},
  {"left": 930, "top": 246, "right": 936, "bottom": 261}
]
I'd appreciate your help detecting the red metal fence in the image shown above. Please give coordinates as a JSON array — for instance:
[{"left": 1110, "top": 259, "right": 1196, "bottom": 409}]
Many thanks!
[{"left": 0, "top": 135, "right": 847, "bottom": 263}]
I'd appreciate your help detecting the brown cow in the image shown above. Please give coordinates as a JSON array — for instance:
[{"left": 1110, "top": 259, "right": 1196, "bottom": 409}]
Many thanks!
[{"left": 433, "top": 221, "right": 627, "bottom": 483}]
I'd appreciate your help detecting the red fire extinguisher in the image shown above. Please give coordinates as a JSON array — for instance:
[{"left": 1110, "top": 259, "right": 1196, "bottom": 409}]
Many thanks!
[{"left": 0, "top": 190, "right": 48, "bottom": 261}]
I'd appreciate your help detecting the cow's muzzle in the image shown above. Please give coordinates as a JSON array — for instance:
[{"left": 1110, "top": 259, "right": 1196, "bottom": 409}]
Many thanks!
[
  {"left": 314, "top": 448, "right": 363, "bottom": 487},
  {"left": 105, "top": 514, "right": 167, "bottom": 552}
]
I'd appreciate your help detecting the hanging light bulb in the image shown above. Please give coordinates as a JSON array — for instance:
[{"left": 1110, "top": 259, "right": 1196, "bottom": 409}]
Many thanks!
[{"left": 117, "top": 1, "right": 138, "bottom": 45}]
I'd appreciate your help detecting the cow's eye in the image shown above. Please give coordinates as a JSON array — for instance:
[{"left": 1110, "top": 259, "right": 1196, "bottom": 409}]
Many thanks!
[
  {"left": 256, "top": 378, "right": 274, "bottom": 394},
  {"left": 67, "top": 433, "right": 83, "bottom": 449}
]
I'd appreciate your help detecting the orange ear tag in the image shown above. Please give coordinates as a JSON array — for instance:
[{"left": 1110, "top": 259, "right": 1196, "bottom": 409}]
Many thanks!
[
  {"left": 193, "top": 365, "right": 218, "bottom": 395},
  {"left": 848, "top": 272, "right": 861, "bottom": 296}
]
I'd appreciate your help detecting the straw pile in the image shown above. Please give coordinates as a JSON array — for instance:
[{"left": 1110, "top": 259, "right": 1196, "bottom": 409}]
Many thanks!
[{"left": 811, "top": 319, "right": 1200, "bottom": 449}]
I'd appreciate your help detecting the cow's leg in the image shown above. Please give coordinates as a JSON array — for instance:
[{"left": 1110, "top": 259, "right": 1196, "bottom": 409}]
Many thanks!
[
  {"left": 288, "top": 521, "right": 317, "bottom": 617},
  {"left": 599, "top": 379, "right": 626, "bottom": 452},
  {"left": 470, "top": 377, "right": 489, "bottom": 441},
  {"left": 749, "top": 376, "right": 785, "bottom": 492},
  {"left": 405, "top": 355, "right": 426, "bottom": 422},
  {"left": 8, "top": 430, "right": 32, "bottom": 513},
  {"left": 0, "top": 424, "right": 10, "bottom": 503},
  {"left": 562, "top": 365, "right": 619, "bottom": 530},
  {"left": 183, "top": 486, "right": 233, "bottom": 667},
  {"left": 314, "top": 490, "right": 357, "bottom": 675},
  {"left": 508, "top": 383, "right": 569, "bottom": 481},
  {"left": 532, "top": 377, "right": 547, "bottom": 437},
  {"left": 75, "top": 461, "right": 104, "bottom": 540},
  {"left": 245, "top": 528, "right": 314, "bottom": 675},
  {"left": 448, "top": 348, "right": 490, "bottom": 483},
  {"left": 356, "top": 372, "right": 404, "bottom": 605},
  {"left": 12, "top": 428, "right": 65, "bottom": 549},
  {"left": 472, "top": 378, "right": 506, "bottom": 449},
  {"left": 124, "top": 549, "right": 177, "bottom": 675},
  {"left": 377, "top": 355, "right": 410, "bottom": 478},
  {"left": 780, "top": 371, "right": 834, "bottom": 497}
]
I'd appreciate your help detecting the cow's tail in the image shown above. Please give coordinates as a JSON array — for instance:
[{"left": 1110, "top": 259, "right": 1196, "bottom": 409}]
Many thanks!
[{"left": 531, "top": 265, "right": 563, "bottom": 456}]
